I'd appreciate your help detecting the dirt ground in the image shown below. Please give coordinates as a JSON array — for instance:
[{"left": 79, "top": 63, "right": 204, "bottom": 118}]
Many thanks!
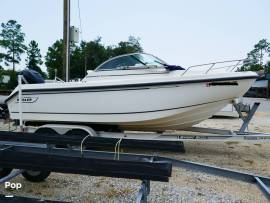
[
  {"left": 0, "top": 111, "right": 269, "bottom": 202},
  {"left": 167, "top": 111, "right": 270, "bottom": 177}
]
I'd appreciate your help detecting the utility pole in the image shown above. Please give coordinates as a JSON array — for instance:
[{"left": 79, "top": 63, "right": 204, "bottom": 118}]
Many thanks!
[{"left": 63, "top": 0, "right": 70, "bottom": 82}]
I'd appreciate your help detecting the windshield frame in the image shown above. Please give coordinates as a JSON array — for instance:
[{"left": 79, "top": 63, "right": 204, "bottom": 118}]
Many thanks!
[{"left": 94, "top": 53, "right": 167, "bottom": 72}]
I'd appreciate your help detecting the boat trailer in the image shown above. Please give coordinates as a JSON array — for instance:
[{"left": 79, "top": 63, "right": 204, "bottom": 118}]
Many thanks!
[
  {"left": 0, "top": 128, "right": 269, "bottom": 202},
  {"left": 0, "top": 140, "right": 171, "bottom": 203}
]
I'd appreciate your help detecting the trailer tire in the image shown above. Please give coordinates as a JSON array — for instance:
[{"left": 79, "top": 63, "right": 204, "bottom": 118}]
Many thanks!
[
  {"left": 35, "top": 128, "right": 67, "bottom": 148},
  {"left": 0, "top": 168, "right": 12, "bottom": 178},
  {"left": 22, "top": 170, "right": 51, "bottom": 182},
  {"left": 65, "top": 129, "right": 90, "bottom": 149}
]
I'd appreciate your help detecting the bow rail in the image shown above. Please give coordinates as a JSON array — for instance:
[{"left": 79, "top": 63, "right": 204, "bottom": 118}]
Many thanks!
[{"left": 182, "top": 59, "right": 245, "bottom": 76}]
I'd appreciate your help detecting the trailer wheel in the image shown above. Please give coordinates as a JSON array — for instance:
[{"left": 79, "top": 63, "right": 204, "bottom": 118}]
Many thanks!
[
  {"left": 0, "top": 168, "right": 12, "bottom": 178},
  {"left": 65, "top": 129, "right": 89, "bottom": 136},
  {"left": 35, "top": 128, "right": 67, "bottom": 148},
  {"left": 22, "top": 170, "right": 51, "bottom": 182},
  {"left": 65, "top": 129, "right": 90, "bottom": 149}
]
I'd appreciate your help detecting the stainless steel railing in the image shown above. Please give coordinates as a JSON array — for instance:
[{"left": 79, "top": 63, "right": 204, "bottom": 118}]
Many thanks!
[{"left": 181, "top": 59, "right": 245, "bottom": 76}]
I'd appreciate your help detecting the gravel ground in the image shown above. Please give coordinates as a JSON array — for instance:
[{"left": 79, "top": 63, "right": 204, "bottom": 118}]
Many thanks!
[
  {"left": 1, "top": 170, "right": 267, "bottom": 203},
  {"left": 0, "top": 110, "right": 269, "bottom": 202}
]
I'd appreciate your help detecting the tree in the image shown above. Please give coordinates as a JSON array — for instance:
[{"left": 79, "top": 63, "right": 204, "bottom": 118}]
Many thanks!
[
  {"left": 254, "top": 39, "right": 269, "bottom": 66},
  {"left": 83, "top": 37, "right": 108, "bottom": 71},
  {"left": 45, "top": 40, "right": 83, "bottom": 80},
  {"left": 82, "top": 36, "right": 142, "bottom": 73},
  {"left": 242, "top": 39, "right": 270, "bottom": 72},
  {"left": 0, "top": 66, "right": 3, "bottom": 84},
  {"left": 109, "top": 36, "right": 143, "bottom": 57},
  {"left": 266, "top": 61, "right": 270, "bottom": 73},
  {"left": 0, "top": 53, "right": 5, "bottom": 69},
  {"left": 45, "top": 40, "right": 63, "bottom": 79},
  {"left": 45, "top": 36, "right": 143, "bottom": 80},
  {"left": 70, "top": 41, "right": 86, "bottom": 79},
  {"left": 0, "top": 20, "right": 26, "bottom": 71},
  {"left": 25, "top": 40, "right": 45, "bottom": 77}
]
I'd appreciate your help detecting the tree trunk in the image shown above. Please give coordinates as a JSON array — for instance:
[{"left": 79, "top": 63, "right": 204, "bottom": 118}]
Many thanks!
[
  {"left": 12, "top": 39, "right": 15, "bottom": 72},
  {"left": 12, "top": 51, "right": 15, "bottom": 72}
]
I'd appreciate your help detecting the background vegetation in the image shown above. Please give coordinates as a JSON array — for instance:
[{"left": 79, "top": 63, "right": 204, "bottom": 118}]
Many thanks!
[
  {"left": 0, "top": 19, "right": 269, "bottom": 90},
  {"left": 0, "top": 20, "right": 142, "bottom": 89}
]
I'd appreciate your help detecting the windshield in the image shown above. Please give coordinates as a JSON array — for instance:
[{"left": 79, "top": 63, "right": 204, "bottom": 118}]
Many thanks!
[{"left": 96, "top": 53, "right": 166, "bottom": 71}]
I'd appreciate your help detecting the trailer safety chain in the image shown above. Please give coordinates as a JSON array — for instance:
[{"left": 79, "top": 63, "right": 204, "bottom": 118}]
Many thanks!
[
  {"left": 80, "top": 129, "right": 97, "bottom": 157},
  {"left": 114, "top": 138, "right": 123, "bottom": 160},
  {"left": 80, "top": 134, "right": 91, "bottom": 157}
]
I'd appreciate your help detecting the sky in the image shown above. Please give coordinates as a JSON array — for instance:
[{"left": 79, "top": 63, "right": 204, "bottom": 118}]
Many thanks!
[{"left": 1, "top": 0, "right": 270, "bottom": 71}]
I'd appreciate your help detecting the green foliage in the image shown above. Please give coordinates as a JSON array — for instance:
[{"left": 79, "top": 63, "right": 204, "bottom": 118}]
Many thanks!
[
  {"left": 0, "top": 52, "right": 5, "bottom": 69},
  {"left": 45, "top": 40, "right": 63, "bottom": 79},
  {"left": 0, "top": 20, "right": 26, "bottom": 71},
  {"left": 254, "top": 39, "right": 269, "bottom": 64},
  {"left": 6, "top": 70, "right": 17, "bottom": 89},
  {"left": 83, "top": 37, "right": 108, "bottom": 71},
  {"left": 70, "top": 41, "right": 87, "bottom": 79},
  {"left": 242, "top": 39, "right": 270, "bottom": 73},
  {"left": 25, "top": 40, "right": 46, "bottom": 77},
  {"left": 0, "top": 19, "right": 144, "bottom": 86},
  {"left": 109, "top": 36, "right": 143, "bottom": 57},
  {"left": 0, "top": 68, "right": 3, "bottom": 82},
  {"left": 45, "top": 36, "right": 143, "bottom": 80},
  {"left": 240, "top": 64, "right": 263, "bottom": 72},
  {"left": 266, "top": 61, "right": 270, "bottom": 73}
]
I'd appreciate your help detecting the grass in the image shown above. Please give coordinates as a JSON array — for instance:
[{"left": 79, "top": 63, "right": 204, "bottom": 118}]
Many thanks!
[
  {"left": 104, "top": 187, "right": 133, "bottom": 199},
  {"left": 244, "top": 159, "right": 254, "bottom": 165},
  {"left": 225, "top": 141, "right": 239, "bottom": 145}
]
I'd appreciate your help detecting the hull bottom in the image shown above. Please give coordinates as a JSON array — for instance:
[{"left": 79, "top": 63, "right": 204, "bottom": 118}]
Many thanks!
[
  {"left": 119, "top": 99, "right": 230, "bottom": 131},
  {"left": 20, "top": 99, "right": 230, "bottom": 132}
]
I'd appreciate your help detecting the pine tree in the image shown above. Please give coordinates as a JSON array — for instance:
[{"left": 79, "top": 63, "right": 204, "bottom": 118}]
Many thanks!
[
  {"left": 241, "top": 39, "right": 270, "bottom": 72},
  {"left": 0, "top": 20, "right": 26, "bottom": 71},
  {"left": 26, "top": 40, "right": 44, "bottom": 76}
]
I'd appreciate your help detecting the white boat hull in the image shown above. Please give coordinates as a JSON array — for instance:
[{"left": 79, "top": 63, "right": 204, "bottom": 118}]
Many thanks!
[{"left": 7, "top": 75, "right": 255, "bottom": 131}]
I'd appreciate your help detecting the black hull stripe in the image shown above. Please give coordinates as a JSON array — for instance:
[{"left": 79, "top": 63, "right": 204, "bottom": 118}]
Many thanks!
[
  {"left": 18, "top": 87, "right": 152, "bottom": 95},
  {"left": 5, "top": 75, "right": 256, "bottom": 103},
  {"left": 85, "top": 72, "right": 165, "bottom": 78},
  {"left": 11, "top": 98, "right": 231, "bottom": 115}
]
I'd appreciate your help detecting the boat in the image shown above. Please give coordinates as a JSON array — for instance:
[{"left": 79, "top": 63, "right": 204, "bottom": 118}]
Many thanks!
[{"left": 5, "top": 53, "right": 257, "bottom": 132}]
